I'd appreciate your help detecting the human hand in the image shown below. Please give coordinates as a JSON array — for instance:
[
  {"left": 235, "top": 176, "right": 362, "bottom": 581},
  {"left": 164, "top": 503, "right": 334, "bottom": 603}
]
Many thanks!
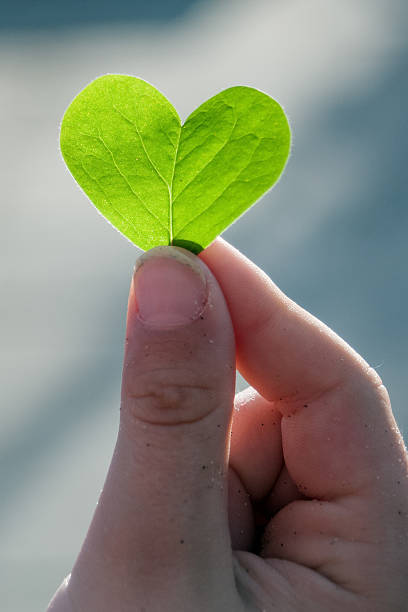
[{"left": 47, "top": 239, "right": 408, "bottom": 612}]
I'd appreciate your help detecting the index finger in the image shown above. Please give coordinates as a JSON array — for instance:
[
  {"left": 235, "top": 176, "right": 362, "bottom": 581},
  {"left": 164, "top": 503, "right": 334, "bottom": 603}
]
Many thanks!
[{"left": 200, "top": 239, "right": 407, "bottom": 502}]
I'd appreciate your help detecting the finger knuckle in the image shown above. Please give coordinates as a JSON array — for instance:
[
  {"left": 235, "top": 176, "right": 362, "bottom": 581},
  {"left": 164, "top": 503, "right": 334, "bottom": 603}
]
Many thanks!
[{"left": 123, "top": 370, "right": 215, "bottom": 425}]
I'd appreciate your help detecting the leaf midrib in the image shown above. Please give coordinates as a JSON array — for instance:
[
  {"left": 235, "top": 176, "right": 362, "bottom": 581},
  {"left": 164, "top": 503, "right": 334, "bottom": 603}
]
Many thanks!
[
  {"left": 110, "top": 101, "right": 183, "bottom": 244},
  {"left": 170, "top": 117, "right": 238, "bottom": 239},
  {"left": 169, "top": 127, "right": 181, "bottom": 244},
  {"left": 109, "top": 97, "right": 241, "bottom": 245},
  {"left": 95, "top": 94, "right": 243, "bottom": 246}
]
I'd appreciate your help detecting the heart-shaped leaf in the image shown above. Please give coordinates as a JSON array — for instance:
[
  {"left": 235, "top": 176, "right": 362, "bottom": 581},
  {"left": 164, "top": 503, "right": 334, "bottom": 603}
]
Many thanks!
[{"left": 60, "top": 74, "right": 290, "bottom": 253}]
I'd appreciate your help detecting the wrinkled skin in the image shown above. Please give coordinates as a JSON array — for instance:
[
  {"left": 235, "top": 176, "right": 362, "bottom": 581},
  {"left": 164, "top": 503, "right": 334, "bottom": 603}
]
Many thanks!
[{"left": 48, "top": 239, "right": 408, "bottom": 612}]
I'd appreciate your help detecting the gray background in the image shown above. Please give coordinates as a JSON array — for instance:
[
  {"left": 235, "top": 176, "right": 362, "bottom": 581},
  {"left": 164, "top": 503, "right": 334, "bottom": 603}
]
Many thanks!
[{"left": 1, "top": 1, "right": 407, "bottom": 610}]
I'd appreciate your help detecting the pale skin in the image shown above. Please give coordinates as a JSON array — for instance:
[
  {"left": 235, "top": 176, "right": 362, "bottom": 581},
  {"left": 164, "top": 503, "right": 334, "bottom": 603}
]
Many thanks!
[{"left": 47, "top": 238, "right": 408, "bottom": 611}]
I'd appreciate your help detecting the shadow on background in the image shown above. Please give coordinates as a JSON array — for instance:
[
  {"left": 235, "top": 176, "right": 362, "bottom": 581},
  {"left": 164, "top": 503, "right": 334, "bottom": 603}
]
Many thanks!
[
  {"left": 1, "top": 0, "right": 211, "bottom": 29},
  {"left": 270, "top": 49, "right": 408, "bottom": 349}
]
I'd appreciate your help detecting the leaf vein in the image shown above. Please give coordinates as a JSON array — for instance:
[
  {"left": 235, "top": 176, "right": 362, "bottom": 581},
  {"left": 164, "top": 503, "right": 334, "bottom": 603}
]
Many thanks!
[
  {"left": 111, "top": 103, "right": 170, "bottom": 191},
  {"left": 78, "top": 161, "right": 146, "bottom": 239},
  {"left": 172, "top": 118, "right": 238, "bottom": 206},
  {"left": 174, "top": 138, "right": 267, "bottom": 237},
  {"left": 95, "top": 131, "right": 169, "bottom": 234},
  {"left": 175, "top": 132, "right": 225, "bottom": 165}
]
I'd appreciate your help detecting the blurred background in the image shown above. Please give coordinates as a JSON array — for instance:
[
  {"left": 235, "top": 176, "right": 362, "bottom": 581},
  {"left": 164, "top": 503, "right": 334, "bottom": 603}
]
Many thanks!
[{"left": 1, "top": 0, "right": 407, "bottom": 609}]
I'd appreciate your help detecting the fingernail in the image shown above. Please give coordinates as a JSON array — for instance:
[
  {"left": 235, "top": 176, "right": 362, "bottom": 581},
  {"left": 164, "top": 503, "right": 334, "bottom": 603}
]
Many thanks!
[{"left": 133, "top": 247, "right": 208, "bottom": 327}]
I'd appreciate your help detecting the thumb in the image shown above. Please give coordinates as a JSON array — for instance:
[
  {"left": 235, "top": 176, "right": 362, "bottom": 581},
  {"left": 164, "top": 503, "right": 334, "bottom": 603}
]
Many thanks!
[{"left": 68, "top": 247, "right": 238, "bottom": 610}]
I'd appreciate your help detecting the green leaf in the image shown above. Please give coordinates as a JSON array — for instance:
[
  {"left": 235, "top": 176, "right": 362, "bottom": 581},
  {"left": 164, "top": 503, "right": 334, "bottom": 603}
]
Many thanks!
[{"left": 60, "top": 74, "right": 291, "bottom": 253}]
